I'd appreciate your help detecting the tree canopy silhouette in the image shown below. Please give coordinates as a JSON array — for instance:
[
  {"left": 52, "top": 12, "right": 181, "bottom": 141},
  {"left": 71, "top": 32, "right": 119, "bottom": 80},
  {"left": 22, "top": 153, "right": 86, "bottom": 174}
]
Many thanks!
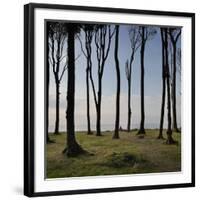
[
  {"left": 90, "top": 24, "right": 115, "bottom": 136},
  {"left": 78, "top": 24, "right": 96, "bottom": 135},
  {"left": 48, "top": 22, "right": 67, "bottom": 135}
]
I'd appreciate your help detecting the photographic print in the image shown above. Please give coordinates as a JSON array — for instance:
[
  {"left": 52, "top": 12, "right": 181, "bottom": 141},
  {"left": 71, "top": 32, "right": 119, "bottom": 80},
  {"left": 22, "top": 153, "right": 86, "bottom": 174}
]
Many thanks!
[
  {"left": 46, "top": 22, "right": 182, "bottom": 178},
  {"left": 24, "top": 3, "right": 195, "bottom": 197}
]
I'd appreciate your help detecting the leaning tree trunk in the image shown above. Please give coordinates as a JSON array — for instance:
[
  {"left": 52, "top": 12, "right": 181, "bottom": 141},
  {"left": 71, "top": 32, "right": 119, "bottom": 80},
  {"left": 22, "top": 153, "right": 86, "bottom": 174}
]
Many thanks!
[
  {"left": 164, "top": 29, "right": 176, "bottom": 144},
  {"left": 172, "top": 44, "right": 179, "bottom": 132},
  {"left": 158, "top": 29, "right": 166, "bottom": 139},
  {"left": 86, "top": 62, "right": 92, "bottom": 135},
  {"left": 113, "top": 25, "right": 120, "bottom": 139},
  {"left": 138, "top": 27, "right": 146, "bottom": 135},
  {"left": 64, "top": 27, "right": 85, "bottom": 156}
]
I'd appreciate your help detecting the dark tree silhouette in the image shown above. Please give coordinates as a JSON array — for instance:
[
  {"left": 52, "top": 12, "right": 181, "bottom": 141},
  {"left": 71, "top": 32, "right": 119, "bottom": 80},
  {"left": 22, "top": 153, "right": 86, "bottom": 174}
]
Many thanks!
[
  {"left": 64, "top": 24, "right": 85, "bottom": 156},
  {"left": 90, "top": 25, "right": 114, "bottom": 136},
  {"left": 137, "top": 26, "right": 156, "bottom": 135},
  {"left": 169, "top": 28, "right": 181, "bottom": 132},
  {"left": 163, "top": 28, "right": 176, "bottom": 144},
  {"left": 78, "top": 24, "right": 95, "bottom": 135},
  {"left": 177, "top": 48, "right": 181, "bottom": 72},
  {"left": 49, "top": 22, "right": 67, "bottom": 135},
  {"left": 125, "top": 26, "right": 141, "bottom": 132},
  {"left": 177, "top": 48, "right": 181, "bottom": 96},
  {"left": 46, "top": 22, "right": 52, "bottom": 143},
  {"left": 158, "top": 28, "right": 166, "bottom": 139},
  {"left": 113, "top": 25, "right": 120, "bottom": 139},
  {"left": 138, "top": 27, "right": 145, "bottom": 135}
]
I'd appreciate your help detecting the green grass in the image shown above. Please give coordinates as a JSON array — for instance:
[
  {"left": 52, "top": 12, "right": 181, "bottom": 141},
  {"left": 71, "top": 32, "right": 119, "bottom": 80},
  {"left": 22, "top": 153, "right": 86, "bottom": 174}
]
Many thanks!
[{"left": 46, "top": 130, "right": 181, "bottom": 178}]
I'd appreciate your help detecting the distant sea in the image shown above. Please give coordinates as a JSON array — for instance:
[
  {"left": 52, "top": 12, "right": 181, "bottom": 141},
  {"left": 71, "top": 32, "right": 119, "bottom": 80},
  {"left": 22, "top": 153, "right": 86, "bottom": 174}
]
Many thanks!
[
  {"left": 75, "top": 123, "right": 159, "bottom": 131},
  {"left": 48, "top": 123, "right": 181, "bottom": 132}
]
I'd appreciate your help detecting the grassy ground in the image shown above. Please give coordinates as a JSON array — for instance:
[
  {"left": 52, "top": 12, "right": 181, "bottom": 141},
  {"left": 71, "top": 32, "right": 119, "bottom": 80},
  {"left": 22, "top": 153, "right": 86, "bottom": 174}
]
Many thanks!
[{"left": 46, "top": 130, "right": 181, "bottom": 178}]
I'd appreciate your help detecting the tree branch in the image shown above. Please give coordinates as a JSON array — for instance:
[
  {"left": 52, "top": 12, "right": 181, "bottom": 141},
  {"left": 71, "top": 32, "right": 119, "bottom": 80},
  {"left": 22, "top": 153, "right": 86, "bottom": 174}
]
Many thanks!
[{"left": 77, "top": 35, "right": 87, "bottom": 58}]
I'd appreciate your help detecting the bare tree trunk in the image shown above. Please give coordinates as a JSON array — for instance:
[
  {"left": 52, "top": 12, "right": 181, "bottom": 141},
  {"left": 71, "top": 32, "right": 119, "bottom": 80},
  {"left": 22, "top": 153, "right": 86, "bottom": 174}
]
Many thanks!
[
  {"left": 54, "top": 34, "right": 61, "bottom": 135},
  {"left": 96, "top": 76, "right": 102, "bottom": 136},
  {"left": 64, "top": 27, "right": 85, "bottom": 156},
  {"left": 79, "top": 26, "right": 94, "bottom": 135},
  {"left": 127, "top": 77, "right": 131, "bottom": 132},
  {"left": 86, "top": 63, "right": 92, "bottom": 135},
  {"left": 158, "top": 29, "right": 166, "bottom": 139},
  {"left": 159, "top": 78, "right": 166, "bottom": 139},
  {"left": 54, "top": 79, "right": 60, "bottom": 134},
  {"left": 166, "top": 70, "right": 174, "bottom": 144},
  {"left": 46, "top": 25, "right": 50, "bottom": 143},
  {"left": 169, "top": 29, "right": 181, "bottom": 133},
  {"left": 113, "top": 25, "right": 120, "bottom": 139},
  {"left": 93, "top": 25, "right": 114, "bottom": 136},
  {"left": 89, "top": 62, "right": 98, "bottom": 134},
  {"left": 138, "top": 27, "right": 146, "bottom": 135},
  {"left": 126, "top": 26, "right": 140, "bottom": 132},
  {"left": 172, "top": 44, "right": 179, "bottom": 132},
  {"left": 164, "top": 29, "right": 176, "bottom": 144}
]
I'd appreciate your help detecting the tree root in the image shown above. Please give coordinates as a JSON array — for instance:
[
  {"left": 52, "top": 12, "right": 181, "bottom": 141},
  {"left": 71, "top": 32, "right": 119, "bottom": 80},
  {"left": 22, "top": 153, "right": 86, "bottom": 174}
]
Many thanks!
[
  {"left": 157, "top": 135, "right": 165, "bottom": 140},
  {"left": 174, "top": 128, "right": 181, "bottom": 133},
  {"left": 137, "top": 134, "right": 145, "bottom": 139},
  {"left": 87, "top": 131, "right": 93, "bottom": 135},
  {"left": 166, "top": 137, "right": 178, "bottom": 145},
  {"left": 112, "top": 135, "right": 120, "bottom": 139},
  {"left": 62, "top": 144, "right": 94, "bottom": 157},
  {"left": 137, "top": 129, "right": 146, "bottom": 135},
  {"left": 47, "top": 139, "right": 55, "bottom": 144},
  {"left": 54, "top": 132, "right": 61, "bottom": 135}
]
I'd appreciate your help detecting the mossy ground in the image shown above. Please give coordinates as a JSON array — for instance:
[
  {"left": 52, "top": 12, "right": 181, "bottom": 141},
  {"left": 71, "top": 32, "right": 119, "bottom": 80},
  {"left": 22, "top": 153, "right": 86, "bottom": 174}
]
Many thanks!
[{"left": 46, "top": 130, "right": 181, "bottom": 178}]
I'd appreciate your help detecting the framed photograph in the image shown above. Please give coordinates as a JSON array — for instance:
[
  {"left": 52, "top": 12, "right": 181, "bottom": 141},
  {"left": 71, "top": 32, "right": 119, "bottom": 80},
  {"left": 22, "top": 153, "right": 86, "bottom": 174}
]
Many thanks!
[{"left": 24, "top": 3, "right": 195, "bottom": 197}]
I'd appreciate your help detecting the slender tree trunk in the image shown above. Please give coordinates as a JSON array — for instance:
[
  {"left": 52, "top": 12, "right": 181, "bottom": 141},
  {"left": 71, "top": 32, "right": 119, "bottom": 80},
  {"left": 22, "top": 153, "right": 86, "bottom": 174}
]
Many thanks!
[
  {"left": 127, "top": 77, "right": 131, "bottom": 132},
  {"left": 113, "top": 25, "right": 120, "bottom": 139},
  {"left": 46, "top": 26, "right": 50, "bottom": 143},
  {"left": 172, "top": 44, "right": 179, "bottom": 132},
  {"left": 164, "top": 29, "right": 176, "bottom": 144},
  {"left": 64, "top": 28, "right": 85, "bottom": 156},
  {"left": 86, "top": 63, "right": 92, "bottom": 135},
  {"left": 89, "top": 62, "right": 98, "bottom": 134},
  {"left": 96, "top": 76, "right": 102, "bottom": 136},
  {"left": 54, "top": 80, "right": 60, "bottom": 134},
  {"left": 93, "top": 25, "right": 113, "bottom": 136},
  {"left": 138, "top": 27, "right": 145, "bottom": 135},
  {"left": 166, "top": 68, "right": 174, "bottom": 144},
  {"left": 158, "top": 29, "right": 166, "bottom": 139},
  {"left": 53, "top": 35, "right": 61, "bottom": 135},
  {"left": 159, "top": 78, "right": 166, "bottom": 139}
]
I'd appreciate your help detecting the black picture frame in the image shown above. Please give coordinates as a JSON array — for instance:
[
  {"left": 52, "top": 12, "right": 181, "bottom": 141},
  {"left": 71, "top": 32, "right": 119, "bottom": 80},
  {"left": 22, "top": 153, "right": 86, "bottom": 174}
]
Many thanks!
[{"left": 24, "top": 3, "right": 195, "bottom": 197}]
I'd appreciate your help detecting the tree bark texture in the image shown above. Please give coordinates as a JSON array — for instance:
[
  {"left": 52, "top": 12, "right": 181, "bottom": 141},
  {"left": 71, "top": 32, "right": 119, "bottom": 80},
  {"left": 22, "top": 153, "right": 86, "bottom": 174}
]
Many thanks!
[
  {"left": 65, "top": 26, "right": 85, "bottom": 156},
  {"left": 113, "top": 25, "right": 120, "bottom": 139},
  {"left": 138, "top": 27, "right": 146, "bottom": 135},
  {"left": 158, "top": 28, "right": 166, "bottom": 139}
]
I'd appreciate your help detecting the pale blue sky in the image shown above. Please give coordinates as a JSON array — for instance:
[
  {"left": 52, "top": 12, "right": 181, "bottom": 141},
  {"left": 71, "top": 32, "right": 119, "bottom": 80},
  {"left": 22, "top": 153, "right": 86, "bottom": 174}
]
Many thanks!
[{"left": 48, "top": 23, "right": 181, "bottom": 132}]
